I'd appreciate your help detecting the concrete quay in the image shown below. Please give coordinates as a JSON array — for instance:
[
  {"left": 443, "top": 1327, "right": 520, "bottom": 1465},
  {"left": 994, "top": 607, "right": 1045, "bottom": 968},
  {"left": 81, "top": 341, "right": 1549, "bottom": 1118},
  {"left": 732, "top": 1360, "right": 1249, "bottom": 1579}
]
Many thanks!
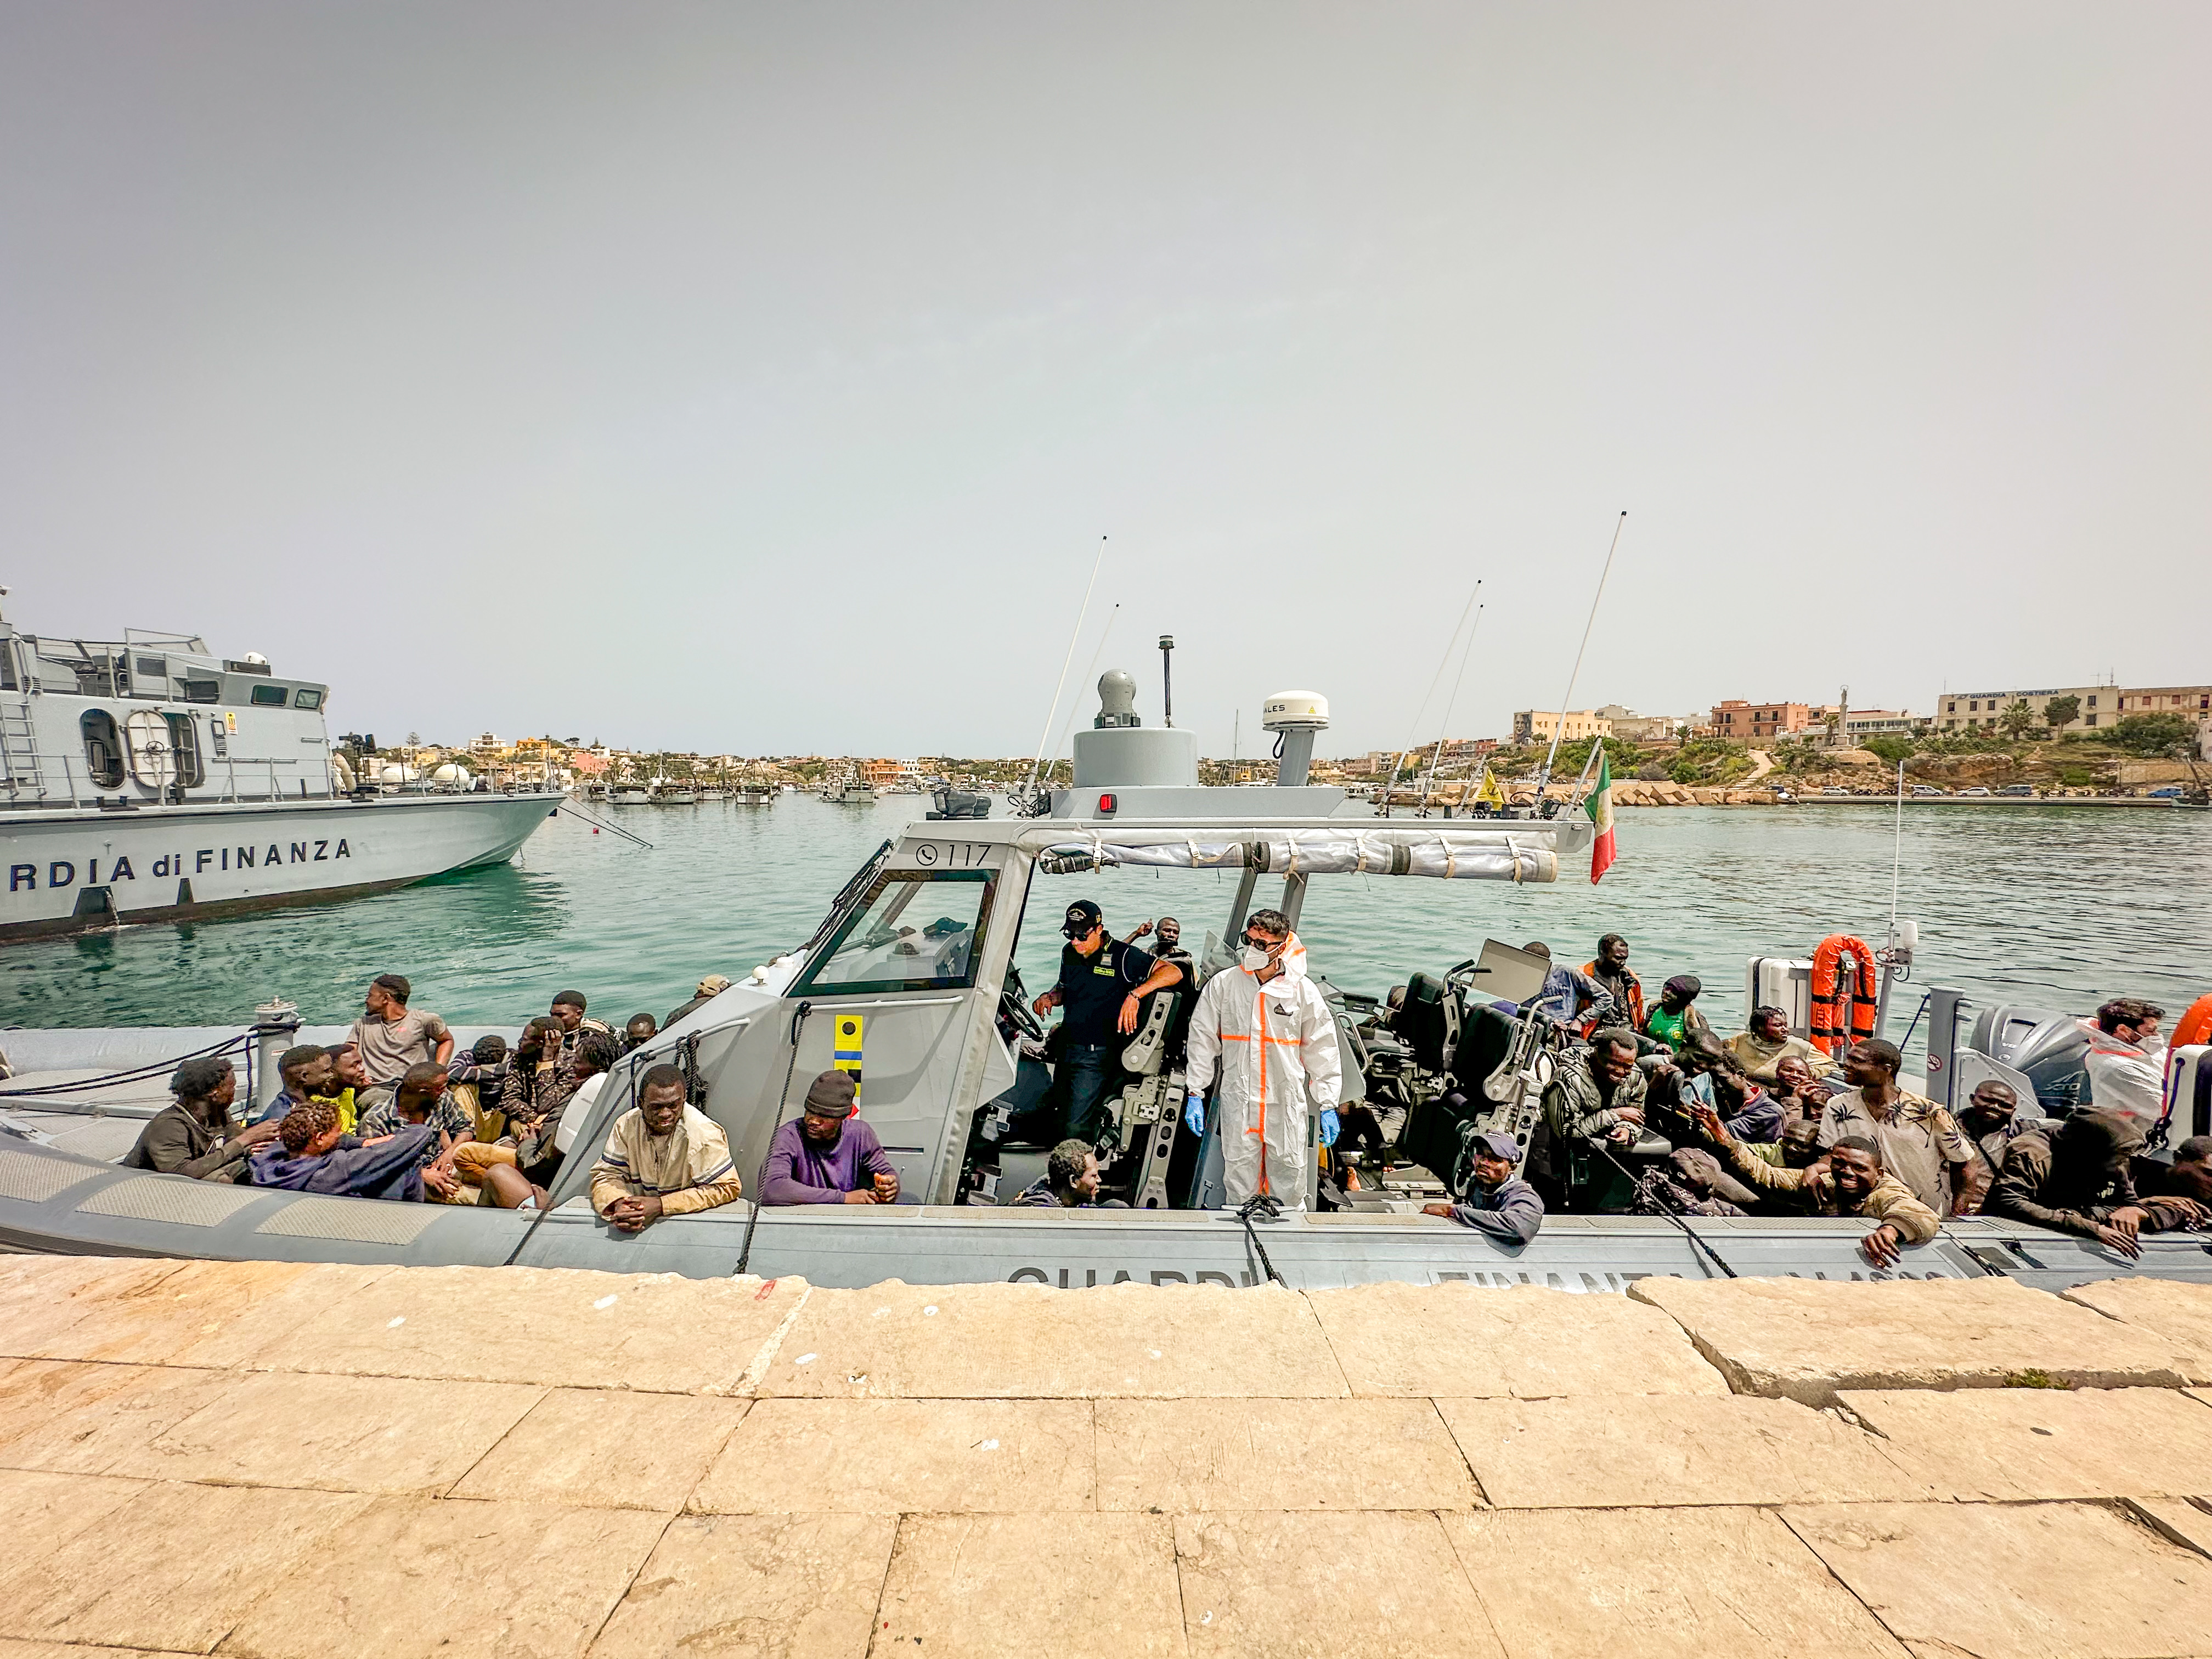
[{"left": 0, "top": 1256, "right": 2208, "bottom": 1657}]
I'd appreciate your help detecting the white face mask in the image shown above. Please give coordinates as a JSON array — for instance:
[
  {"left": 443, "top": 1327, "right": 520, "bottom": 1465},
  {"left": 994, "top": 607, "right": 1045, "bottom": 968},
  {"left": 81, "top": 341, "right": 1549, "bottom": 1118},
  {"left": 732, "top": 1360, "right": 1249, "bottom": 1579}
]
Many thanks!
[{"left": 1240, "top": 946, "right": 1273, "bottom": 972}]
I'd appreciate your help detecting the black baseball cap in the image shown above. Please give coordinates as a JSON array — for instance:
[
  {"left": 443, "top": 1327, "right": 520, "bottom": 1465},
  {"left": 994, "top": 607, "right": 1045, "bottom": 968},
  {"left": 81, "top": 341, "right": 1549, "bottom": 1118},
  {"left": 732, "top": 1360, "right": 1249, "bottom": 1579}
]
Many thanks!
[{"left": 1063, "top": 900, "right": 1103, "bottom": 935}]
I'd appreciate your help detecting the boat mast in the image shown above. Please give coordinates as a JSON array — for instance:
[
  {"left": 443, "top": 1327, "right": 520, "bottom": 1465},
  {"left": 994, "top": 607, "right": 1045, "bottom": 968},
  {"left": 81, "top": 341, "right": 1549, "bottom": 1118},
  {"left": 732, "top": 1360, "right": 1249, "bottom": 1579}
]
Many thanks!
[
  {"left": 1537, "top": 512, "right": 1627, "bottom": 794},
  {"left": 1419, "top": 588, "right": 1483, "bottom": 814}
]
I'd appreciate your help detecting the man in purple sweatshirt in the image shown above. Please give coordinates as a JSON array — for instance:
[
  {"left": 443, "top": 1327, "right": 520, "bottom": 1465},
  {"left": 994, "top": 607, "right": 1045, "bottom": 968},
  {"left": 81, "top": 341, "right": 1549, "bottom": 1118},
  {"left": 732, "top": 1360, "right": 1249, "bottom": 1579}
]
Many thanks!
[{"left": 762, "top": 1072, "right": 901, "bottom": 1205}]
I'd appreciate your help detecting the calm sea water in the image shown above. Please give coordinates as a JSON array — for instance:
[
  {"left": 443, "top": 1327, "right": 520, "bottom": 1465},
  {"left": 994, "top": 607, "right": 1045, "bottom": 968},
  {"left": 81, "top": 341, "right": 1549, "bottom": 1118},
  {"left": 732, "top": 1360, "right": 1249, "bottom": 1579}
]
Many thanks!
[{"left": 4, "top": 798, "right": 2207, "bottom": 1068}]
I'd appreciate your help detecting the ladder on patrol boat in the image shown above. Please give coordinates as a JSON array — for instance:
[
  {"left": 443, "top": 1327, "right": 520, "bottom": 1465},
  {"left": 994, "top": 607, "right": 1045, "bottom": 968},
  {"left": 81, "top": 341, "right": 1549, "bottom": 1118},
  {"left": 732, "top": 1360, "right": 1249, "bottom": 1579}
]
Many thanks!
[{"left": 0, "top": 697, "right": 49, "bottom": 803}]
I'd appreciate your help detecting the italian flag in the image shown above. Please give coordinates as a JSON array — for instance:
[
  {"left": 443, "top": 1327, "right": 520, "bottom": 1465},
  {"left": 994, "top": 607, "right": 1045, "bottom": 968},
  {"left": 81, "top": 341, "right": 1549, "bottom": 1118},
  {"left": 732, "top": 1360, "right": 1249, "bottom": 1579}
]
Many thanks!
[{"left": 1585, "top": 748, "right": 1616, "bottom": 883}]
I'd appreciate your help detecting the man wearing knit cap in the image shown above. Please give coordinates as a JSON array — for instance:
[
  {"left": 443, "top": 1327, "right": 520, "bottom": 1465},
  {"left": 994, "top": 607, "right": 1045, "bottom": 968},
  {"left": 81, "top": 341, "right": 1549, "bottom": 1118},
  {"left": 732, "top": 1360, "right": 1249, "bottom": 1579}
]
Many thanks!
[{"left": 761, "top": 1071, "right": 901, "bottom": 1205}]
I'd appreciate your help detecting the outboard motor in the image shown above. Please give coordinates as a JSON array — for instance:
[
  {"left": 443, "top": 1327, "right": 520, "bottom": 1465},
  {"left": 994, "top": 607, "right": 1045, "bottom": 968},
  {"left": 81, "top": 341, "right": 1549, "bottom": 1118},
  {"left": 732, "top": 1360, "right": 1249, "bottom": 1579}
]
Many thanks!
[{"left": 1970, "top": 1005, "right": 2092, "bottom": 1114}]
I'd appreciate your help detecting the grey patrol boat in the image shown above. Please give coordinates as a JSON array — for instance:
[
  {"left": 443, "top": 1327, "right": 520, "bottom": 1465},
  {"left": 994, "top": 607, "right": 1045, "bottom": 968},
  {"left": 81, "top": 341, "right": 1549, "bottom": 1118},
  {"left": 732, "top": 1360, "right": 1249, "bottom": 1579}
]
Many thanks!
[
  {"left": 0, "top": 592, "right": 560, "bottom": 941},
  {"left": 0, "top": 671, "right": 2204, "bottom": 1295}
]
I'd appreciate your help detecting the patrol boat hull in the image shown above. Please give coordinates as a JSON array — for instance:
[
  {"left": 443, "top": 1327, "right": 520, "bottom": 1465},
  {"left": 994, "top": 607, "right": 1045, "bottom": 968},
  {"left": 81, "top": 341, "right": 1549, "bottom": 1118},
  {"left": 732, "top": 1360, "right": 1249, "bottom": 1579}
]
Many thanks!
[
  {"left": 0, "top": 1133, "right": 2200, "bottom": 1296},
  {"left": 1, "top": 792, "right": 559, "bottom": 941}
]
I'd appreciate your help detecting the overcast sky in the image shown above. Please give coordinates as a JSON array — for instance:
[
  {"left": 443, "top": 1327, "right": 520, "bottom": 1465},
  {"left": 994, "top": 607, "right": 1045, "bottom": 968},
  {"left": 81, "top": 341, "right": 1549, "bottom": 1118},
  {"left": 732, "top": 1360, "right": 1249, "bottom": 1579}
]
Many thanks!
[{"left": 3, "top": 3, "right": 2205, "bottom": 758}]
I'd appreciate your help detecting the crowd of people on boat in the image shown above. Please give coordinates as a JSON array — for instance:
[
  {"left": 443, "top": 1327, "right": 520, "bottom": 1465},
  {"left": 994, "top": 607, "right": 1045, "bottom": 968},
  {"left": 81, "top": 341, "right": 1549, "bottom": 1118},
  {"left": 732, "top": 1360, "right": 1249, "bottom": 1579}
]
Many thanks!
[
  {"left": 123, "top": 971, "right": 755, "bottom": 1226},
  {"left": 1481, "top": 942, "right": 2209, "bottom": 1267},
  {"left": 116, "top": 936, "right": 2208, "bottom": 1268}
]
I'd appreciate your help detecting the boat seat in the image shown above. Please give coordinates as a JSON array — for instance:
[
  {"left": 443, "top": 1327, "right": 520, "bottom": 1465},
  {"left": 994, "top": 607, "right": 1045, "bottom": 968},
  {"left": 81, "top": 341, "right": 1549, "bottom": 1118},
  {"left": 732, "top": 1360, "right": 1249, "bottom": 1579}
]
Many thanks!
[
  {"left": 991, "top": 1146, "right": 1052, "bottom": 1204},
  {"left": 1400, "top": 972, "right": 1460, "bottom": 1073}
]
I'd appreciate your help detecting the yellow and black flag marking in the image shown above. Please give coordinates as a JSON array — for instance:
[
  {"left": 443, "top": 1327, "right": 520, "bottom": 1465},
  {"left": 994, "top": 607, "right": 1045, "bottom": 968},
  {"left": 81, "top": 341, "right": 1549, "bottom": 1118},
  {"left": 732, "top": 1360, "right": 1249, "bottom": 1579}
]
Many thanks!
[{"left": 832, "top": 1014, "right": 864, "bottom": 1103}]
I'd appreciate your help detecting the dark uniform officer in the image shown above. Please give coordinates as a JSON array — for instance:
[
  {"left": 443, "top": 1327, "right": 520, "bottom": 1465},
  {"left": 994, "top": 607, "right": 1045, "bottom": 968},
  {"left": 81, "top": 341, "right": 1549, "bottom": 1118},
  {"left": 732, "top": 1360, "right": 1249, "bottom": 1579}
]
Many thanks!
[{"left": 1031, "top": 899, "right": 1184, "bottom": 1146}]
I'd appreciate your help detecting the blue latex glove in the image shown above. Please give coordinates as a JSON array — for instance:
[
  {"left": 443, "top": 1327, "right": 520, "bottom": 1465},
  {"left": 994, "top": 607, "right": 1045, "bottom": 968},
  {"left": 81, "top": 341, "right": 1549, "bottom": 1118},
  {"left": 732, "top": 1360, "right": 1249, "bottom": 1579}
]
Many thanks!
[
  {"left": 1184, "top": 1092, "right": 1206, "bottom": 1136},
  {"left": 1318, "top": 1108, "right": 1340, "bottom": 1148}
]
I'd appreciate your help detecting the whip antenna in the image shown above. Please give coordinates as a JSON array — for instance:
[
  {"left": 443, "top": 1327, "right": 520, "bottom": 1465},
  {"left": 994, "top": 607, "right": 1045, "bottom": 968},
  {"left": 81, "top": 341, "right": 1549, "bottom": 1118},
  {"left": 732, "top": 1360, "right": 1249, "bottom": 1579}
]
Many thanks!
[
  {"left": 1538, "top": 511, "right": 1627, "bottom": 793},
  {"left": 1384, "top": 579, "right": 1483, "bottom": 815},
  {"left": 1420, "top": 590, "right": 1485, "bottom": 809},
  {"left": 1040, "top": 603, "right": 1121, "bottom": 794},
  {"left": 1023, "top": 537, "right": 1107, "bottom": 800}
]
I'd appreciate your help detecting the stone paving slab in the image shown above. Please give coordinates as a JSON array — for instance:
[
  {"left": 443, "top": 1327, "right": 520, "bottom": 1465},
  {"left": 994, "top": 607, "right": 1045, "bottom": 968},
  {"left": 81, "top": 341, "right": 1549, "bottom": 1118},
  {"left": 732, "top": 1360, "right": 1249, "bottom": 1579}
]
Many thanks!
[
  {"left": 0, "top": 1359, "right": 233, "bottom": 1475},
  {"left": 243, "top": 1266, "right": 808, "bottom": 1392},
  {"left": 584, "top": 1512, "right": 896, "bottom": 1658},
  {"left": 873, "top": 1512, "right": 1186, "bottom": 1657},
  {"left": 108, "top": 1369, "right": 545, "bottom": 1496},
  {"left": 0, "top": 1479, "right": 368, "bottom": 1652},
  {"left": 1437, "top": 1393, "right": 1929, "bottom": 1508},
  {"left": 2124, "top": 1496, "right": 2212, "bottom": 1559},
  {"left": 10, "top": 1260, "right": 394, "bottom": 1369},
  {"left": 695, "top": 1398, "right": 1095, "bottom": 1514},
  {"left": 0, "top": 1257, "right": 188, "bottom": 1361},
  {"left": 755, "top": 1280, "right": 1348, "bottom": 1399},
  {"left": 1448, "top": 1505, "right": 1910, "bottom": 1659},
  {"left": 1629, "top": 1275, "right": 2193, "bottom": 1404},
  {"left": 1308, "top": 1281, "right": 1729, "bottom": 1398},
  {"left": 2063, "top": 1277, "right": 2212, "bottom": 1384},
  {"left": 1176, "top": 1509, "right": 1503, "bottom": 1658},
  {"left": 1096, "top": 1398, "right": 1480, "bottom": 1512},
  {"left": 1840, "top": 1385, "right": 2212, "bottom": 1500},
  {"left": 1784, "top": 1499, "right": 2212, "bottom": 1659},
  {"left": 0, "top": 1469, "right": 150, "bottom": 1576},
  {"left": 453, "top": 1387, "right": 752, "bottom": 1511},
  {"left": 220, "top": 1494, "right": 672, "bottom": 1659}
]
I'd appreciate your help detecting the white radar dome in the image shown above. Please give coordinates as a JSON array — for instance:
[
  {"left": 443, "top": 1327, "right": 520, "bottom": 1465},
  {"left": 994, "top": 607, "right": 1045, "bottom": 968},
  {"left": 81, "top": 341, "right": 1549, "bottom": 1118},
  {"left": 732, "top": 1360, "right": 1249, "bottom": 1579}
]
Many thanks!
[{"left": 1262, "top": 690, "right": 1329, "bottom": 731}]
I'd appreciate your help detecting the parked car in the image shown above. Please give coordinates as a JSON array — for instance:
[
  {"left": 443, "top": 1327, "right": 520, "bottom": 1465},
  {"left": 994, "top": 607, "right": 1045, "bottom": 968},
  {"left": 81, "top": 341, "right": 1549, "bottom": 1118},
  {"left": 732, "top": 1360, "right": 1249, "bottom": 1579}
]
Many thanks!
[
  {"left": 1911, "top": 785, "right": 1945, "bottom": 796},
  {"left": 1821, "top": 786, "right": 1850, "bottom": 796},
  {"left": 1997, "top": 783, "right": 2035, "bottom": 797},
  {"left": 1959, "top": 786, "right": 1991, "bottom": 797},
  {"left": 2147, "top": 786, "right": 2184, "bottom": 799}
]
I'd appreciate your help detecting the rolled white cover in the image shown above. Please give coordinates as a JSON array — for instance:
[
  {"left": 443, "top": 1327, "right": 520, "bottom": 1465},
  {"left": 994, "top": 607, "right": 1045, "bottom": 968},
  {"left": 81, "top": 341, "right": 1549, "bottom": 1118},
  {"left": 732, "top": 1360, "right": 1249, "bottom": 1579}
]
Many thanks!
[{"left": 1039, "top": 826, "right": 1559, "bottom": 883}]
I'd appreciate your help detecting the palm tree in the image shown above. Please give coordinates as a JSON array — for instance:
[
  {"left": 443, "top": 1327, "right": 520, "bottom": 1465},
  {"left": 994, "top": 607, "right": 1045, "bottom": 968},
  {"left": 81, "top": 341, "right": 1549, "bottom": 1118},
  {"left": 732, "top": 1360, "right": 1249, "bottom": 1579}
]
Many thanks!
[{"left": 1999, "top": 699, "right": 2035, "bottom": 740}]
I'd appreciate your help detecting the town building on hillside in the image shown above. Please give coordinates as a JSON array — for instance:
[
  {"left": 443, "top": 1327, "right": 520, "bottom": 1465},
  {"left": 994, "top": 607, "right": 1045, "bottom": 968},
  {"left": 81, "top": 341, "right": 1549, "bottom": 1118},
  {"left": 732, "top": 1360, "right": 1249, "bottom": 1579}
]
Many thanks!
[
  {"left": 1513, "top": 709, "right": 1612, "bottom": 744},
  {"left": 1711, "top": 701, "right": 1810, "bottom": 741},
  {"left": 1835, "top": 709, "right": 1923, "bottom": 743},
  {"left": 1936, "top": 685, "right": 2123, "bottom": 733},
  {"left": 2115, "top": 686, "right": 2212, "bottom": 726},
  {"left": 1599, "top": 708, "right": 1701, "bottom": 742}
]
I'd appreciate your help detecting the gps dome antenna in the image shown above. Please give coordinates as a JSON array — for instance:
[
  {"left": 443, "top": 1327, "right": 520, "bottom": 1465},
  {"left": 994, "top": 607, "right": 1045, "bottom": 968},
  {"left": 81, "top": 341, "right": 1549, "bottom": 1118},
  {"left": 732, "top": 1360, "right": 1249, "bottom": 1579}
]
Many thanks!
[
  {"left": 1538, "top": 512, "right": 1627, "bottom": 794},
  {"left": 1022, "top": 538, "right": 1107, "bottom": 805}
]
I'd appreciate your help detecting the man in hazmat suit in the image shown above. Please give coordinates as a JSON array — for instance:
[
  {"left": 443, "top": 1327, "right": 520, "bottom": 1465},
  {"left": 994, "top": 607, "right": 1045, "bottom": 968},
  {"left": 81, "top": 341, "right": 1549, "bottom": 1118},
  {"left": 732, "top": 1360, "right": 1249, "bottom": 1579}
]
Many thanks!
[{"left": 1183, "top": 908, "right": 1343, "bottom": 1209}]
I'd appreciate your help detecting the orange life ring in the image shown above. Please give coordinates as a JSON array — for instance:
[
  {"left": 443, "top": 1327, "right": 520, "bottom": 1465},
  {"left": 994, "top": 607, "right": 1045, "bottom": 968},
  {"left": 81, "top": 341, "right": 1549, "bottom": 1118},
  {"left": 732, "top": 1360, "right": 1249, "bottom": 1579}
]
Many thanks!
[
  {"left": 1809, "top": 934, "right": 1880, "bottom": 1057},
  {"left": 2174, "top": 994, "right": 2212, "bottom": 1051}
]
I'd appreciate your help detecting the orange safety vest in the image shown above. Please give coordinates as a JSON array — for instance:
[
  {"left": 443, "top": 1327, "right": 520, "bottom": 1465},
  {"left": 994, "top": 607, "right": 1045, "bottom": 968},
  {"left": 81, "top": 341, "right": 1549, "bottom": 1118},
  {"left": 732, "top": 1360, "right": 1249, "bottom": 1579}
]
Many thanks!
[{"left": 1809, "top": 935, "right": 1880, "bottom": 1057}]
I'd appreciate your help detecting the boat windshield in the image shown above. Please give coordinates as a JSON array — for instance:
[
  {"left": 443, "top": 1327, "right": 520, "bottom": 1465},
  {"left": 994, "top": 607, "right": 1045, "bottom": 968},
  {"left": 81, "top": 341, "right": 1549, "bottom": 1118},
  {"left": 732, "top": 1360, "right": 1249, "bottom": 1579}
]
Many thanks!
[{"left": 793, "top": 869, "right": 994, "bottom": 995}]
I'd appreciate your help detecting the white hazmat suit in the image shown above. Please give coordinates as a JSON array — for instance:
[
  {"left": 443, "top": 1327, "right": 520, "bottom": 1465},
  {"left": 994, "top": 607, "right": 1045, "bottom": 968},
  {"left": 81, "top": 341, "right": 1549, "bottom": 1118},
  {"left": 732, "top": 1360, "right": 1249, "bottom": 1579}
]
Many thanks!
[{"left": 1186, "top": 933, "right": 1343, "bottom": 1209}]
